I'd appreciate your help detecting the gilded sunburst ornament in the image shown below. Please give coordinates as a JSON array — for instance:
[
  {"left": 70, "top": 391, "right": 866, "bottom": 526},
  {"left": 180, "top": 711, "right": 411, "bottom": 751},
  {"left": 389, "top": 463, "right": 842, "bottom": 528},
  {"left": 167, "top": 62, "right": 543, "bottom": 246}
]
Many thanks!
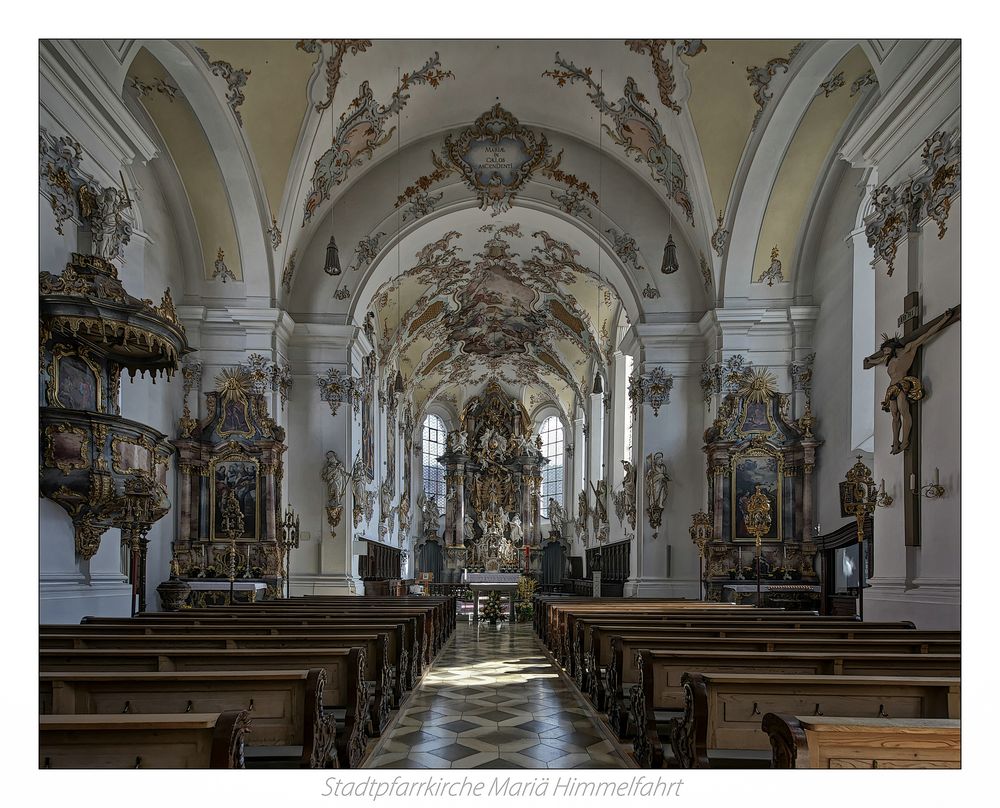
[
  {"left": 738, "top": 367, "right": 778, "bottom": 403},
  {"left": 214, "top": 367, "right": 254, "bottom": 396}
]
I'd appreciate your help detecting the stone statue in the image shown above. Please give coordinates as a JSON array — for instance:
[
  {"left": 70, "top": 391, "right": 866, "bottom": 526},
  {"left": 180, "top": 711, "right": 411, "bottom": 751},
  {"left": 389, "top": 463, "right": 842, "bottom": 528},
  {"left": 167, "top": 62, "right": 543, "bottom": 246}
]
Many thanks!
[
  {"left": 620, "top": 460, "right": 637, "bottom": 531},
  {"left": 351, "top": 451, "right": 373, "bottom": 527},
  {"left": 644, "top": 451, "right": 670, "bottom": 534},
  {"left": 464, "top": 508, "right": 475, "bottom": 543},
  {"left": 82, "top": 185, "right": 132, "bottom": 262},
  {"left": 508, "top": 513, "right": 524, "bottom": 546},
  {"left": 322, "top": 450, "right": 348, "bottom": 505},
  {"left": 863, "top": 306, "right": 960, "bottom": 454},
  {"left": 576, "top": 490, "right": 589, "bottom": 541},
  {"left": 590, "top": 479, "right": 608, "bottom": 532},
  {"left": 422, "top": 495, "right": 441, "bottom": 536},
  {"left": 453, "top": 429, "right": 469, "bottom": 454},
  {"left": 548, "top": 497, "right": 566, "bottom": 537}
]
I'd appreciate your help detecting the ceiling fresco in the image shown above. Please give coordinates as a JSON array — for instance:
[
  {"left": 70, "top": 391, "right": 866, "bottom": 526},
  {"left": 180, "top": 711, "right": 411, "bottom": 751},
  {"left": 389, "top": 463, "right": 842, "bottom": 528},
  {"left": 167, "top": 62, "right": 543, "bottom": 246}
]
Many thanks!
[
  {"left": 364, "top": 223, "right": 624, "bottom": 419},
  {"left": 115, "top": 38, "right": 888, "bottom": 346}
]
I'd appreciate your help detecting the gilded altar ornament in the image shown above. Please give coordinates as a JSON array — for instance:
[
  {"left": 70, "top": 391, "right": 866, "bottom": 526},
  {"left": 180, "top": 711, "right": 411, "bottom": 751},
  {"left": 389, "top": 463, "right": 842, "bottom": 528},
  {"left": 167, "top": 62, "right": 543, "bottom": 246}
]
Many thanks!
[
  {"left": 843, "top": 455, "right": 878, "bottom": 619},
  {"left": 220, "top": 487, "right": 246, "bottom": 605},
  {"left": 645, "top": 452, "right": 670, "bottom": 538},
  {"left": 689, "top": 511, "right": 713, "bottom": 599},
  {"left": 744, "top": 484, "right": 772, "bottom": 607}
]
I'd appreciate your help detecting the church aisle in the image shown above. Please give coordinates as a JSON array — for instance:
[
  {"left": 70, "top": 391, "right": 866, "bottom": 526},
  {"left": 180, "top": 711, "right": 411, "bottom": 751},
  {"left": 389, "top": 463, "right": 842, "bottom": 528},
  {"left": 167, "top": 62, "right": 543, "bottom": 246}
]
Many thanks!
[{"left": 365, "top": 618, "right": 632, "bottom": 769}]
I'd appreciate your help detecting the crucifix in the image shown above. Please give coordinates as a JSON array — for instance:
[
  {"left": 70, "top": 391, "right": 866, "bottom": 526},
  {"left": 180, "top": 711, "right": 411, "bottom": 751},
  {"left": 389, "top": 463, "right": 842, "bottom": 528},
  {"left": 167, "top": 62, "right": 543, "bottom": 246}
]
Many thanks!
[{"left": 864, "top": 294, "right": 960, "bottom": 545}]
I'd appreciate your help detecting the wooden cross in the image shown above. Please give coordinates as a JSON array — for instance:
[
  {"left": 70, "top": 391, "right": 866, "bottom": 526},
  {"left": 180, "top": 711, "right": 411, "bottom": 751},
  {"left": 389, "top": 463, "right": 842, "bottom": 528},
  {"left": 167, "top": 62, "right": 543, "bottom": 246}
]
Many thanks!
[{"left": 864, "top": 294, "right": 960, "bottom": 546}]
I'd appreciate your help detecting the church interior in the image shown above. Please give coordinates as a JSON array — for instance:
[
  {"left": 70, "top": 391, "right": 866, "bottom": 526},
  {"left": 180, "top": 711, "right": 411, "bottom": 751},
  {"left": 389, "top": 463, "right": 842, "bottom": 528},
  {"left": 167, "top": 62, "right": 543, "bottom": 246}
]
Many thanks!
[{"left": 35, "top": 35, "right": 964, "bottom": 774}]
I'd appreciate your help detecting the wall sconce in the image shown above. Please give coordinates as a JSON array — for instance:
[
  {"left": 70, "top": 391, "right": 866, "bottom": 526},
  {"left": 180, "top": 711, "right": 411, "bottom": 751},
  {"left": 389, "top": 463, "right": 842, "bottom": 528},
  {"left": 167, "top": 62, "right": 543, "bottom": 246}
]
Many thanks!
[
  {"left": 876, "top": 479, "right": 893, "bottom": 508},
  {"left": 911, "top": 468, "right": 945, "bottom": 499}
]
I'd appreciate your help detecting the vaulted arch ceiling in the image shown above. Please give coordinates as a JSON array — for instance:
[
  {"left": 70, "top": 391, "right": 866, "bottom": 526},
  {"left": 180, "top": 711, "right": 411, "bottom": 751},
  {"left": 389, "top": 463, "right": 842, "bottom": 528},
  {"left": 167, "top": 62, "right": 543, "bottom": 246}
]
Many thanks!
[
  {"left": 113, "top": 38, "right": 886, "bottom": 308},
  {"left": 354, "top": 207, "right": 627, "bottom": 421}
]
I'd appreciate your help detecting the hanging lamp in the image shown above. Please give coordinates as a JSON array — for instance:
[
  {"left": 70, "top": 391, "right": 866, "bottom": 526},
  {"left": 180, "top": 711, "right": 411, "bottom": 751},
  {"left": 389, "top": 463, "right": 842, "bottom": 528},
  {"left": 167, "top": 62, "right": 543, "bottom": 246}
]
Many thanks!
[
  {"left": 392, "top": 65, "right": 405, "bottom": 397},
  {"left": 323, "top": 232, "right": 342, "bottom": 275},
  {"left": 592, "top": 67, "right": 604, "bottom": 397}
]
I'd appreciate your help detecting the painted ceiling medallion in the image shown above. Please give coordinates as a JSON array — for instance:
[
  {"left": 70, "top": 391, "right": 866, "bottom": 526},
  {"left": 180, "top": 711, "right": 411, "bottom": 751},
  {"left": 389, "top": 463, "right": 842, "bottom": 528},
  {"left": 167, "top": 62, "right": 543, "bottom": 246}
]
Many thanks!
[{"left": 445, "top": 104, "right": 550, "bottom": 216}]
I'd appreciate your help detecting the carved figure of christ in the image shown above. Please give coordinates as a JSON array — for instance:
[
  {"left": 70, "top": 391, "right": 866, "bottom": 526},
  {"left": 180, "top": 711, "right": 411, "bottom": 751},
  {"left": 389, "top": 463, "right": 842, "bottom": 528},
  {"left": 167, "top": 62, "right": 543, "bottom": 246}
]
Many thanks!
[{"left": 864, "top": 304, "right": 959, "bottom": 455}]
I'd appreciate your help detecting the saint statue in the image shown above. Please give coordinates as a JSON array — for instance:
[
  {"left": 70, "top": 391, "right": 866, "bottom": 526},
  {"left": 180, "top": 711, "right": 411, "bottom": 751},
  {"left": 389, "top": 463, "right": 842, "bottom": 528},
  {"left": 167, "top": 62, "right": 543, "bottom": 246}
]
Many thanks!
[
  {"left": 644, "top": 451, "right": 670, "bottom": 513},
  {"left": 81, "top": 185, "right": 132, "bottom": 262},
  {"left": 422, "top": 496, "right": 441, "bottom": 536},
  {"left": 863, "top": 306, "right": 960, "bottom": 454},
  {"left": 590, "top": 479, "right": 608, "bottom": 531},
  {"left": 322, "top": 450, "right": 348, "bottom": 506},
  {"left": 548, "top": 497, "right": 566, "bottom": 537},
  {"left": 508, "top": 513, "right": 524, "bottom": 546}
]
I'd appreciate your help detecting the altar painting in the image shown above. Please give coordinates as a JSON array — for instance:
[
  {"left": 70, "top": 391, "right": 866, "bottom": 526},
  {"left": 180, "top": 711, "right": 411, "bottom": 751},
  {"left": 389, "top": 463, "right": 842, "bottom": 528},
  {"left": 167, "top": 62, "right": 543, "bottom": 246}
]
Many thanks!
[
  {"left": 732, "top": 454, "right": 781, "bottom": 541},
  {"left": 211, "top": 458, "right": 259, "bottom": 540}
]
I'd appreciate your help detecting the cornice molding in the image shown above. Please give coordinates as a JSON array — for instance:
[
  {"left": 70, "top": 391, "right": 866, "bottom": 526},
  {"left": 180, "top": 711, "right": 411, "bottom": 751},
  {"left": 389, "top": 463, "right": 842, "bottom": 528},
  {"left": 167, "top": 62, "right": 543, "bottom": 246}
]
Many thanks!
[
  {"left": 839, "top": 40, "right": 960, "bottom": 180},
  {"left": 39, "top": 40, "right": 158, "bottom": 176}
]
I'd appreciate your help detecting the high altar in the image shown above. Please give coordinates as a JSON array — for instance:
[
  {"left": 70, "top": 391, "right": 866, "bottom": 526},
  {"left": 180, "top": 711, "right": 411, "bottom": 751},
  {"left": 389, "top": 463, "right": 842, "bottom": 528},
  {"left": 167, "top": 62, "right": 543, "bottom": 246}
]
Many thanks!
[{"left": 417, "top": 383, "right": 547, "bottom": 580}]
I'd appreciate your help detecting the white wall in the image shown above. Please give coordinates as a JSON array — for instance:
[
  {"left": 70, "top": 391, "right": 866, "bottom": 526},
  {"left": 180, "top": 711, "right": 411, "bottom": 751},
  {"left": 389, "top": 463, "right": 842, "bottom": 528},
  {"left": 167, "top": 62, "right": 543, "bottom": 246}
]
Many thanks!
[{"left": 809, "top": 165, "right": 870, "bottom": 534}]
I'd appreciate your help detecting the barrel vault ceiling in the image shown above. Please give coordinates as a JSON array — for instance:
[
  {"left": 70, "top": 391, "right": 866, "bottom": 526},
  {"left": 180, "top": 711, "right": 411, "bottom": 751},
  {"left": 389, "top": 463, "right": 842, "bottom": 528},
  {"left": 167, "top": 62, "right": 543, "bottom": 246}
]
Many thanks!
[{"left": 112, "top": 38, "right": 881, "bottom": 412}]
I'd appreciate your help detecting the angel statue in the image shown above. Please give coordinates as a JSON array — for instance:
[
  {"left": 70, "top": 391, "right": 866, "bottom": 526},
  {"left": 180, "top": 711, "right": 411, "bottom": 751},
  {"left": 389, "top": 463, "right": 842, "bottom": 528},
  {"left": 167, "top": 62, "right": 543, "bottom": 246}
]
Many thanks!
[{"left": 548, "top": 497, "right": 566, "bottom": 537}]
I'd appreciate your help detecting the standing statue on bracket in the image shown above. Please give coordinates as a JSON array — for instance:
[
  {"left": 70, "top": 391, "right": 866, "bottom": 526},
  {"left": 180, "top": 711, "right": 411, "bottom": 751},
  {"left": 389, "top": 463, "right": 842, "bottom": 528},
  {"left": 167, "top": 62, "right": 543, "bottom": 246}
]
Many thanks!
[
  {"left": 548, "top": 497, "right": 566, "bottom": 537},
  {"left": 590, "top": 479, "right": 609, "bottom": 534},
  {"left": 863, "top": 306, "right": 960, "bottom": 454},
  {"left": 322, "top": 450, "right": 348, "bottom": 530},
  {"left": 576, "top": 491, "right": 589, "bottom": 543},
  {"left": 419, "top": 493, "right": 441, "bottom": 538},
  {"left": 79, "top": 184, "right": 133, "bottom": 262},
  {"left": 644, "top": 451, "right": 670, "bottom": 538}
]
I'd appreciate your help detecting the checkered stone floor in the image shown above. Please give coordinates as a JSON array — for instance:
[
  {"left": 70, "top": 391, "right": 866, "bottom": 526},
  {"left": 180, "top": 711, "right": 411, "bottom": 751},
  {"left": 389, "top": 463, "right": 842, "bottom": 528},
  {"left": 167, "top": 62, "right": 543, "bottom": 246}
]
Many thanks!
[{"left": 364, "top": 619, "right": 631, "bottom": 769}]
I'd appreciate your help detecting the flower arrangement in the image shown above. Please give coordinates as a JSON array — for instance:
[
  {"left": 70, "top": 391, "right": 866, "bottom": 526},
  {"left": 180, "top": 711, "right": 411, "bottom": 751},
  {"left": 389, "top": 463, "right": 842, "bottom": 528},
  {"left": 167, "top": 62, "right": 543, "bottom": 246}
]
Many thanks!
[
  {"left": 515, "top": 575, "right": 537, "bottom": 622},
  {"left": 479, "top": 590, "right": 507, "bottom": 624}
]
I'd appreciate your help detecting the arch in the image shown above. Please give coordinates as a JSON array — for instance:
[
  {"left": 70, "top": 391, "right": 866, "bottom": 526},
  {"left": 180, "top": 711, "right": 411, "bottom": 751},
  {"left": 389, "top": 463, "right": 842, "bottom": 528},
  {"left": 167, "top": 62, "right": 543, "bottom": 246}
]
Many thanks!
[
  {"left": 134, "top": 40, "right": 275, "bottom": 301},
  {"left": 720, "top": 40, "right": 857, "bottom": 304}
]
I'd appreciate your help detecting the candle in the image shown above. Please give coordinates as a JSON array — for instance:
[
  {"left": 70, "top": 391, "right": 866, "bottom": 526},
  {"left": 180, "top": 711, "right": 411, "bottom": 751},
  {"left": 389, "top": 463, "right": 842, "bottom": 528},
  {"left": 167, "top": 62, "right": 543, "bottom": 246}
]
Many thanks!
[
  {"left": 910, "top": 473, "right": 916, "bottom": 492},
  {"left": 934, "top": 467, "right": 940, "bottom": 485}
]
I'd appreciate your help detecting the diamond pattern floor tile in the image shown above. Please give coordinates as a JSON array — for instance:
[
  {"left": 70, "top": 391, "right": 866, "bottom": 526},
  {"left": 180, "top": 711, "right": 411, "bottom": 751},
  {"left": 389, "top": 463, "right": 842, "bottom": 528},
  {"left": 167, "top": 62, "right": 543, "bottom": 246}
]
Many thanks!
[{"left": 364, "top": 621, "right": 630, "bottom": 769}]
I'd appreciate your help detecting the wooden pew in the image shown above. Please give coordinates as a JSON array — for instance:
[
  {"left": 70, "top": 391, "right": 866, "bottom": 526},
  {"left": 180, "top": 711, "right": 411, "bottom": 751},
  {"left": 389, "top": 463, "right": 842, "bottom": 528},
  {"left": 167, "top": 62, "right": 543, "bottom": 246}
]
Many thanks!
[
  {"left": 41, "top": 630, "right": 394, "bottom": 733},
  {"left": 570, "top": 616, "right": 929, "bottom": 691},
  {"left": 671, "top": 673, "right": 960, "bottom": 768},
  {"left": 78, "top": 614, "right": 423, "bottom": 690},
  {"left": 601, "top": 630, "right": 961, "bottom": 736},
  {"left": 39, "top": 646, "right": 370, "bottom": 769},
  {"left": 762, "top": 714, "right": 961, "bottom": 768},
  {"left": 129, "top": 605, "right": 437, "bottom": 665},
  {"left": 39, "top": 710, "right": 250, "bottom": 769},
  {"left": 43, "top": 622, "right": 411, "bottom": 705},
  {"left": 630, "top": 648, "right": 961, "bottom": 767},
  {"left": 41, "top": 668, "right": 337, "bottom": 768}
]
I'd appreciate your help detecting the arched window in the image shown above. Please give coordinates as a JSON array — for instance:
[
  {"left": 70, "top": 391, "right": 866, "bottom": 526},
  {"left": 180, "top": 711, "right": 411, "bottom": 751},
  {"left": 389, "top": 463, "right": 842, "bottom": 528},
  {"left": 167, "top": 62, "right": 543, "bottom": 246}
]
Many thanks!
[
  {"left": 539, "top": 415, "right": 564, "bottom": 519},
  {"left": 421, "top": 414, "right": 447, "bottom": 508}
]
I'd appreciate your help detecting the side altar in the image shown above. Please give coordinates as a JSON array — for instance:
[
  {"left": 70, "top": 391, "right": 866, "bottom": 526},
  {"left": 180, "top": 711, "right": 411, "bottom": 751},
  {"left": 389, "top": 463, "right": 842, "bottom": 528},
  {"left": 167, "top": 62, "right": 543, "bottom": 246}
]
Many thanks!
[
  {"left": 693, "top": 365, "right": 823, "bottom": 609},
  {"left": 168, "top": 366, "right": 288, "bottom": 602}
]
